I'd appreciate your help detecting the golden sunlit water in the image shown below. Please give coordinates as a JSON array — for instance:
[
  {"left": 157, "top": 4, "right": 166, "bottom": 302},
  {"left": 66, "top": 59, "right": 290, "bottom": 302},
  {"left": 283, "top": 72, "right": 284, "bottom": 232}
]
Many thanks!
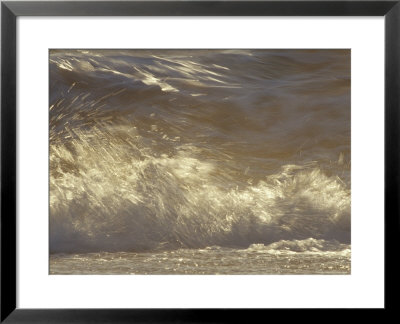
[{"left": 50, "top": 49, "right": 350, "bottom": 274}]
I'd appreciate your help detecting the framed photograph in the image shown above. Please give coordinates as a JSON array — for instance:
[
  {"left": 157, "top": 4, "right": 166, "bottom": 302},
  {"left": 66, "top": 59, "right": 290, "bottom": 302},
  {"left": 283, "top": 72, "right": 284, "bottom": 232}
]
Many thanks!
[{"left": 1, "top": 0, "right": 398, "bottom": 321}]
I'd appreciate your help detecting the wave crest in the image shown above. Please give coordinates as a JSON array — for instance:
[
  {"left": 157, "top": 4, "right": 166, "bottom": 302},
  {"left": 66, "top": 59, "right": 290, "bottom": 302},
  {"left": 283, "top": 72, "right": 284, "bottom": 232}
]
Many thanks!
[{"left": 50, "top": 128, "right": 350, "bottom": 253}]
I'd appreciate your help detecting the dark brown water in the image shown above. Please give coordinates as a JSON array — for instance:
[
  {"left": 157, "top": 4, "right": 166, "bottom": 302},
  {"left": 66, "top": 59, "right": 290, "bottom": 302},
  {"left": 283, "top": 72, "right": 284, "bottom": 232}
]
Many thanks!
[{"left": 49, "top": 49, "right": 350, "bottom": 274}]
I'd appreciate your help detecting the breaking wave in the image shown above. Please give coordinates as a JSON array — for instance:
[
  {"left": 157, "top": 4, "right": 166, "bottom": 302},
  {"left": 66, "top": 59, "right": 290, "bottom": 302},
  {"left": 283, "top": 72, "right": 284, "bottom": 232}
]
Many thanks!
[{"left": 49, "top": 49, "right": 351, "bottom": 253}]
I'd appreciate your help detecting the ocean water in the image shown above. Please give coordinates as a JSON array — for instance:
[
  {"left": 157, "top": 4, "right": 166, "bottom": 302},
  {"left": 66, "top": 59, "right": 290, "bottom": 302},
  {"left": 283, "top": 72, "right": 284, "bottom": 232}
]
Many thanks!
[{"left": 49, "top": 49, "right": 351, "bottom": 275}]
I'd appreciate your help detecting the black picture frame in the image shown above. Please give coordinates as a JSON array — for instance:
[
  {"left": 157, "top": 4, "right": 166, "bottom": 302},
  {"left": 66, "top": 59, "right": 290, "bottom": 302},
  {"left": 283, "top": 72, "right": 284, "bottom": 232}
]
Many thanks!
[{"left": 1, "top": 0, "right": 399, "bottom": 322}]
